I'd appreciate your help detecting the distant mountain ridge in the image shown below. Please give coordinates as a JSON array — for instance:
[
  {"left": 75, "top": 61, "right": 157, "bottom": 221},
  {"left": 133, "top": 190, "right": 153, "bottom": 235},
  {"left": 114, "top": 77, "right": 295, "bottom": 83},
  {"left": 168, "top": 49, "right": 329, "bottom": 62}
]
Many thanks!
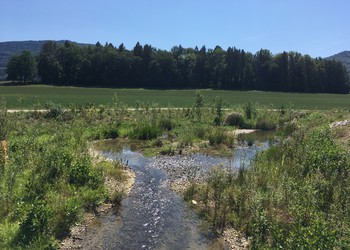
[
  {"left": 0, "top": 40, "right": 90, "bottom": 80},
  {"left": 326, "top": 51, "right": 350, "bottom": 76}
]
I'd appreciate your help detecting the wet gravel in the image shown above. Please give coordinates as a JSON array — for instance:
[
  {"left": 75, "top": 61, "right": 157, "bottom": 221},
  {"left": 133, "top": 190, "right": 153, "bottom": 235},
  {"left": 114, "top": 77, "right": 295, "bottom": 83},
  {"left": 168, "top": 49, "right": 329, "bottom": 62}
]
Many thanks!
[{"left": 72, "top": 142, "right": 269, "bottom": 249}]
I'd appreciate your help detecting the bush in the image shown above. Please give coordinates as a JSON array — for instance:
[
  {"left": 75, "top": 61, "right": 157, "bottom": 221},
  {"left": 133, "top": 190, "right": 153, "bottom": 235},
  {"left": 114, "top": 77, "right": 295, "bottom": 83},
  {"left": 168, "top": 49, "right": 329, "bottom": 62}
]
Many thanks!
[
  {"left": 194, "top": 125, "right": 207, "bottom": 139},
  {"left": 44, "top": 101, "right": 65, "bottom": 119},
  {"left": 244, "top": 102, "right": 255, "bottom": 120},
  {"left": 130, "top": 122, "right": 160, "bottom": 140},
  {"left": 53, "top": 198, "right": 80, "bottom": 239},
  {"left": 180, "top": 132, "right": 195, "bottom": 147},
  {"left": 255, "top": 117, "right": 276, "bottom": 131},
  {"left": 208, "top": 128, "right": 225, "bottom": 145},
  {"left": 225, "top": 112, "right": 245, "bottom": 128},
  {"left": 101, "top": 124, "right": 119, "bottom": 139},
  {"left": 280, "top": 122, "right": 297, "bottom": 137},
  {"left": 158, "top": 118, "right": 175, "bottom": 131},
  {"left": 14, "top": 201, "right": 51, "bottom": 246}
]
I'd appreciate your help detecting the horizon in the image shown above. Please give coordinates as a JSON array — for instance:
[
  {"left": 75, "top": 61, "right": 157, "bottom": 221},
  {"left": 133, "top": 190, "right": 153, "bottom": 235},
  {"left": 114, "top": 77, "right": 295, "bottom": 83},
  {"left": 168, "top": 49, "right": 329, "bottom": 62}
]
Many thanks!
[{"left": 1, "top": 0, "right": 349, "bottom": 58}]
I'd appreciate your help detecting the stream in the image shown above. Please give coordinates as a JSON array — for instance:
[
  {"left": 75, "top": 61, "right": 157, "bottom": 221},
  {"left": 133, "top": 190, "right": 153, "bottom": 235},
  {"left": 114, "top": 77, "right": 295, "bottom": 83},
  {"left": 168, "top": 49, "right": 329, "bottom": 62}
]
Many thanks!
[{"left": 78, "top": 135, "right": 271, "bottom": 249}]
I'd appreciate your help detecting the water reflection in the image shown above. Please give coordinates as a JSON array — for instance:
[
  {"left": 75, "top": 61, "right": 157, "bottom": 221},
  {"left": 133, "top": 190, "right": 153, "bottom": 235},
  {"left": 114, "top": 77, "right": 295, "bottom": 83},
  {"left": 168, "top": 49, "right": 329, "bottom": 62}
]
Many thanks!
[{"left": 82, "top": 135, "right": 272, "bottom": 249}]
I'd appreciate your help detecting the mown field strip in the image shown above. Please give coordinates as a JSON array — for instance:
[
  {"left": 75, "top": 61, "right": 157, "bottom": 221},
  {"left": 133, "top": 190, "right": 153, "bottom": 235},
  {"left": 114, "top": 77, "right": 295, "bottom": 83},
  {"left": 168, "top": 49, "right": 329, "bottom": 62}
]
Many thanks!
[{"left": 1, "top": 84, "right": 350, "bottom": 109}]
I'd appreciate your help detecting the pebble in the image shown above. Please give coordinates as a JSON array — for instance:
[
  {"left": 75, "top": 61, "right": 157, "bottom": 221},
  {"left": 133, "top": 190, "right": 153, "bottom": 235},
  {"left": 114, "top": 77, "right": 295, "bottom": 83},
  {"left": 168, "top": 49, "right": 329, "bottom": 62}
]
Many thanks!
[{"left": 331, "top": 119, "right": 350, "bottom": 128}]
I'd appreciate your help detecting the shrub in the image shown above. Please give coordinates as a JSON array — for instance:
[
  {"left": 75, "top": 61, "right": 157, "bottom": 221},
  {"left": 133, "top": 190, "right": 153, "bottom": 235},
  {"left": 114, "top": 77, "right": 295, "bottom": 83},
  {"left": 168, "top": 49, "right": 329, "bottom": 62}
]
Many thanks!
[
  {"left": 194, "top": 91, "right": 205, "bottom": 120},
  {"left": 208, "top": 128, "right": 225, "bottom": 145},
  {"left": 14, "top": 201, "right": 51, "bottom": 246},
  {"left": 130, "top": 122, "right": 160, "bottom": 140},
  {"left": 101, "top": 124, "right": 119, "bottom": 139},
  {"left": 244, "top": 102, "right": 255, "bottom": 120},
  {"left": 213, "top": 97, "right": 224, "bottom": 126},
  {"left": 225, "top": 112, "right": 245, "bottom": 128},
  {"left": 52, "top": 198, "right": 80, "bottom": 239},
  {"left": 180, "top": 132, "right": 195, "bottom": 147},
  {"left": 80, "top": 187, "right": 105, "bottom": 213},
  {"left": 194, "top": 125, "right": 207, "bottom": 139},
  {"left": 255, "top": 117, "right": 276, "bottom": 131},
  {"left": 158, "top": 118, "right": 175, "bottom": 131},
  {"left": 44, "top": 101, "right": 64, "bottom": 119},
  {"left": 280, "top": 122, "right": 297, "bottom": 137}
]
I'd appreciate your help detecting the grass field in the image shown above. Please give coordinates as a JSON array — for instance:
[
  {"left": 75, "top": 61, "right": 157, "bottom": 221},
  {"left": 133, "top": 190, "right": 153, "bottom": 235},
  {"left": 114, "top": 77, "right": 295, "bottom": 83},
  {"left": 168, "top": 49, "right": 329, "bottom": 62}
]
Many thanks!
[{"left": 0, "top": 83, "right": 350, "bottom": 109}]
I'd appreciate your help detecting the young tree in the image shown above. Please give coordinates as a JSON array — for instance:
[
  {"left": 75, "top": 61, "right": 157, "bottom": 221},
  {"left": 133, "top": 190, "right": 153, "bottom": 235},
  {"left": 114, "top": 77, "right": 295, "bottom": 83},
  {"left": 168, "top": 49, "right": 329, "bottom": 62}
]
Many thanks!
[
  {"left": 213, "top": 96, "right": 224, "bottom": 125},
  {"left": 194, "top": 90, "right": 205, "bottom": 120}
]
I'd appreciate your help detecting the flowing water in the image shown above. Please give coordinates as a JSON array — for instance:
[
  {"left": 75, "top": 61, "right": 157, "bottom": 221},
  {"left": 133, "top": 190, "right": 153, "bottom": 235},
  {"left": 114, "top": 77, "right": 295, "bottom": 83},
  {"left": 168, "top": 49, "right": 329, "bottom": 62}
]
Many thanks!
[{"left": 79, "top": 137, "right": 271, "bottom": 249}]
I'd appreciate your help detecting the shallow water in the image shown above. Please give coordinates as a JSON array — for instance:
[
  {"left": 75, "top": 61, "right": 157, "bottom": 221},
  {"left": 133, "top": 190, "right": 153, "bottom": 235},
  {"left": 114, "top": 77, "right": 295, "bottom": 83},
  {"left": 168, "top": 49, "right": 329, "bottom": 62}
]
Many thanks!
[{"left": 82, "top": 140, "right": 269, "bottom": 249}]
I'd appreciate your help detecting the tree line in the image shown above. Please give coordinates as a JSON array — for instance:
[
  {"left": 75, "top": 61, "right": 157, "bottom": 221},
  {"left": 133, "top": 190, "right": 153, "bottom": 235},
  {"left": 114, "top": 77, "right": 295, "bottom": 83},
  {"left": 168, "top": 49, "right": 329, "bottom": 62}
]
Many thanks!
[{"left": 6, "top": 40, "right": 350, "bottom": 93}]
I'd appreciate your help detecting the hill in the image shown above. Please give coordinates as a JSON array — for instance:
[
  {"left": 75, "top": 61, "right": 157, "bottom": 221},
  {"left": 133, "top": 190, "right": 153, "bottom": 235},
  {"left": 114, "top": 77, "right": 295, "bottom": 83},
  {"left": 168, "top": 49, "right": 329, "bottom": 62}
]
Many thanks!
[
  {"left": 0, "top": 40, "right": 89, "bottom": 80},
  {"left": 326, "top": 51, "right": 350, "bottom": 76}
]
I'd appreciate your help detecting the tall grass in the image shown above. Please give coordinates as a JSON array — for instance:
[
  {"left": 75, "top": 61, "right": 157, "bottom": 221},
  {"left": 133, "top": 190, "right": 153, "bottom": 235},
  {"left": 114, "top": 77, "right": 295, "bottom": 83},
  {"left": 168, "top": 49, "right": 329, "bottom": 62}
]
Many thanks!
[
  {"left": 186, "top": 111, "right": 350, "bottom": 248},
  {"left": 1, "top": 93, "right": 346, "bottom": 248}
]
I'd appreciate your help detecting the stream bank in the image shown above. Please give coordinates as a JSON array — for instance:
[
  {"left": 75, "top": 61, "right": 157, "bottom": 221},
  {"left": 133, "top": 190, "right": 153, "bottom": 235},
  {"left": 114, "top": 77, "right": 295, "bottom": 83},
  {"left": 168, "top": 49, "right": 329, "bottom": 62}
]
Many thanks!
[
  {"left": 61, "top": 130, "right": 272, "bottom": 249},
  {"left": 60, "top": 145, "right": 136, "bottom": 250}
]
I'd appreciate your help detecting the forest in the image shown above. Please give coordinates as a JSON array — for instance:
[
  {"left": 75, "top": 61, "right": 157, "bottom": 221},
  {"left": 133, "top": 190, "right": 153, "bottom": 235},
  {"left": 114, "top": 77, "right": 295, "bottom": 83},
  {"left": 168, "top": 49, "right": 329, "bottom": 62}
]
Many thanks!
[{"left": 6, "top": 41, "right": 350, "bottom": 94}]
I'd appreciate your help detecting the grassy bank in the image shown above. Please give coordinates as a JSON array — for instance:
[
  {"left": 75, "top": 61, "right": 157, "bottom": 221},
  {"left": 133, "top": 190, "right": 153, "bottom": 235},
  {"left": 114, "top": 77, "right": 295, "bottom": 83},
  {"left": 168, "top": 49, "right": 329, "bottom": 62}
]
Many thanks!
[
  {"left": 185, "top": 111, "right": 350, "bottom": 249},
  {"left": 1, "top": 92, "right": 350, "bottom": 249},
  {"left": 1, "top": 84, "right": 350, "bottom": 109}
]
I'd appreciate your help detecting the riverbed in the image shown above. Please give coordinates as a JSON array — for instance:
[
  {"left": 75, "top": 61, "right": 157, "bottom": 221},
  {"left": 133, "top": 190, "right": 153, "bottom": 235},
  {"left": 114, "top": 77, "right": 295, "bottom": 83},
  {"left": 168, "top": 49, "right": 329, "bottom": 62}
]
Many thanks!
[{"left": 72, "top": 137, "right": 270, "bottom": 249}]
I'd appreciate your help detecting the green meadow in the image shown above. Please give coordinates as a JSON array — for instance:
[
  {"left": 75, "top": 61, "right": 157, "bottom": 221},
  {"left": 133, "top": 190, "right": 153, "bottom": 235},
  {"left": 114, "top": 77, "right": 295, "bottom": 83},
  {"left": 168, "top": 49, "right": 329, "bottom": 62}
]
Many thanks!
[{"left": 0, "top": 84, "right": 350, "bottom": 109}]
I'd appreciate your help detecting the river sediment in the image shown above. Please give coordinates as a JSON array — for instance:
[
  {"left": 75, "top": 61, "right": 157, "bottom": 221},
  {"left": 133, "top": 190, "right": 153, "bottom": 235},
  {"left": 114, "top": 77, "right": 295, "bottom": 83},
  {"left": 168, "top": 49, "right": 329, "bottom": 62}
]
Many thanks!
[{"left": 61, "top": 138, "right": 270, "bottom": 249}]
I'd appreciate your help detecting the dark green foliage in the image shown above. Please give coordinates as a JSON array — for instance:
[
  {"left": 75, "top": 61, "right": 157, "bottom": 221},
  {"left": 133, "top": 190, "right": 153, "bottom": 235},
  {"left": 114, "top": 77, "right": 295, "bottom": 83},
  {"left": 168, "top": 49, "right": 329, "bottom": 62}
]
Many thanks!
[
  {"left": 303, "top": 127, "right": 349, "bottom": 177},
  {"left": 225, "top": 112, "right": 245, "bottom": 128},
  {"left": 14, "top": 200, "right": 51, "bottom": 245},
  {"left": 193, "top": 125, "right": 207, "bottom": 139},
  {"left": 243, "top": 102, "right": 255, "bottom": 120},
  {"left": 101, "top": 123, "right": 120, "bottom": 139},
  {"left": 44, "top": 101, "right": 65, "bottom": 119},
  {"left": 255, "top": 117, "right": 277, "bottom": 130},
  {"left": 186, "top": 112, "right": 350, "bottom": 248},
  {"left": 194, "top": 91, "right": 205, "bottom": 120},
  {"left": 208, "top": 128, "right": 228, "bottom": 145},
  {"left": 20, "top": 41, "right": 348, "bottom": 93},
  {"left": 213, "top": 97, "right": 224, "bottom": 125},
  {"left": 130, "top": 122, "right": 160, "bottom": 140},
  {"left": 69, "top": 157, "right": 94, "bottom": 187},
  {"left": 183, "top": 183, "right": 196, "bottom": 202},
  {"left": 327, "top": 51, "right": 350, "bottom": 77},
  {"left": 158, "top": 118, "right": 175, "bottom": 131},
  {"left": 53, "top": 198, "right": 80, "bottom": 239},
  {"left": 6, "top": 50, "right": 37, "bottom": 84},
  {"left": 0, "top": 111, "right": 107, "bottom": 248},
  {"left": 280, "top": 122, "right": 297, "bottom": 136}
]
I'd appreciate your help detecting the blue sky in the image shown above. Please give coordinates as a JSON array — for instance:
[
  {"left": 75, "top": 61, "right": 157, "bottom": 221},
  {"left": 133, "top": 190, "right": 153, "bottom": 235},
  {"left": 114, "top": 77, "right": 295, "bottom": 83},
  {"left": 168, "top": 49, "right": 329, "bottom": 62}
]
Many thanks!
[{"left": 1, "top": 0, "right": 349, "bottom": 57}]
